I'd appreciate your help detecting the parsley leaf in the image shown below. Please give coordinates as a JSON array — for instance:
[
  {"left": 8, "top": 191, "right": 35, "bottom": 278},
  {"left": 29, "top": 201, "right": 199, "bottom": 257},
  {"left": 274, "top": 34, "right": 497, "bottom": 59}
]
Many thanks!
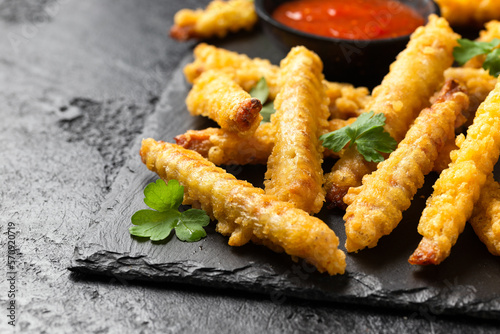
[
  {"left": 319, "top": 111, "right": 397, "bottom": 163},
  {"left": 175, "top": 209, "right": 210, "bottom": 241},
  {"left": 130, "top": 179, "right": 210, "bottom": 242},
  {"left": 453, "top": 38, "right": 500, "bottom": 77},
  {"left": 143, "top": 178, "right": 183, "bottom": 212},
  {"left": 250, "top": 77, "right": 276, "bottom": 123},
  {"left": 260, "top": 102, "right": 276, "bottom": 123},
  {"left": 249, "top": 77, "right": 269, "bottom": 103},
  {"left": 484, "top": 48, "right": 500, "bottom": 77}
]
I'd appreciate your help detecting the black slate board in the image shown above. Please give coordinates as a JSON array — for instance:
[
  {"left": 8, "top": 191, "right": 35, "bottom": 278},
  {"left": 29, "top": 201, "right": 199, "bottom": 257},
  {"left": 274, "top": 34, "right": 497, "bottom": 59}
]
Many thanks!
[{"left": 70, "top": 28, "right": 500, "bottom": 321}]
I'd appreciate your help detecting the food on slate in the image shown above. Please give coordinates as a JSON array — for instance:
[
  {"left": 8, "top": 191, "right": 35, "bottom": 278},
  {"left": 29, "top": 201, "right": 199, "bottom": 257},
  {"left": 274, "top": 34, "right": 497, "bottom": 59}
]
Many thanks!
[
  {"left": 170, "top": 0, "right": 257, "bottom": 41},
  {"left": 135, "top": 9, "right": 500, "bottom": 274},
  {"left": 343, "top": 80, "right": 469, "bottom": 252},
  {"left": 264, "top": 46, "right": 329, "bottom": 214},
  {"left": 140, "top": 138, "right": 346, "bottom": 275},
  {"left": 323, "top": 15, "right": 460, "bottom": 209},
  {"left": 410, "top": 78, "right": 500, "bottom": 265},
  {"left": 186, "top": 70, "right": 262, "bottom": 135}
]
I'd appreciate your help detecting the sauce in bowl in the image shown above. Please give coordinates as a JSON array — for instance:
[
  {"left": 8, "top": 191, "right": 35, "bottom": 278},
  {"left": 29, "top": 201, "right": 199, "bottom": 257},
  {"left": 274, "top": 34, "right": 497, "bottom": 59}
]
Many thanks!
[{"left": 272, "top": 0, "right": 425, "bottom": 40}]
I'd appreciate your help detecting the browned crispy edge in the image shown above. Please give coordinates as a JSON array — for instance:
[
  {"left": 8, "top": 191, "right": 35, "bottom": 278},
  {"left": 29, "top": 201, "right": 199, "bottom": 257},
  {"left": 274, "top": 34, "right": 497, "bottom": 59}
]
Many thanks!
[
  {"left": 408, "top": 238, "right": 441, "bottom": 265},
  {"left": 169, "top": 24, "right": 198, "bottom": 41},
  {"left": 235, "top": 98, "right": 262, "bottom": 132}
]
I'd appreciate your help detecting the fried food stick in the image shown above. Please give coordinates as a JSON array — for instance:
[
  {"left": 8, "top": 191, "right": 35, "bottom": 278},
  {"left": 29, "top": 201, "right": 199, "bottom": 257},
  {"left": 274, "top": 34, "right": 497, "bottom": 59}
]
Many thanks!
[
  {"left": 264, "top": 46, "right": 330, "bottom": 214},
  {"left": 140, "top": 139, "right": 346, "bottom": 275},
  {"left": 323, "top": 15, "right": 459, "bottom": 209},
  {"left": 183, "top": 43, "right": 371, "bottom": 117},
  {"left": 174, "top": 118, "right": 356, "bottom": 165},
  {"left": 435, "top": 0, "right": 500, "bottom": 27},
  {"left": 184, "top": 43, "right": 281, "bottom": 99},
  {"left": 433, "top": 67, "right": 497, "bottom": 172},
  {"left": 170, "top": 0, "right": 257, "bottom": 41},
  {"left": 470, "top": 174, "right": 500, "bottom": 256},
  {"left": 186, "top": 70, "right": 262, "bottom": 135},
  {"left": 343, "top": 81, "right": 469, "bottom": 253},
  {"left": 175, "top": 123, "right": 276, "bottom": 165},
  {"left": 409, "top": 78, "right": 500, "bottom": 265}
]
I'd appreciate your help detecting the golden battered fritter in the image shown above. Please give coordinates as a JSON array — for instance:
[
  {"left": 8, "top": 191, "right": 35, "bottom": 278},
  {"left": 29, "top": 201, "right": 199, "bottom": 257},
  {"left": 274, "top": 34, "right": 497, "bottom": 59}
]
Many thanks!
[
  {"left": 184, "top": 43, "right": 281, "bottom": 99},
  {"left": 174, "top": 118, "right": 356, "bottom": 165},
  {"left": 324, "top": 82, "right": 372, "bottom": 119},
  {"left": 140, "top": 139, "right": 346, "bottom": 275},
  {"left": 186, "top": 70, "right": 262, "bottom": 135},
  {"left": 470, "top": 174, "right": 500, "bottom": 256},
  {"left": 343, "top": 81, "right": 469, "bottom": 253},
  {"left": 183, "top": 43, "right": 371, "bottom": 118},
  {"left": 435, "top": 0, "right": 500, "bottom": 27},
  {"left": 174, "top": 123, "right": 276, "bottom": 165},
  {"left": 410, "top": 78, "right": 500, "bottom": 265},
  {"left": 264, "top": 46, "right": 330, "bottom": 214},
  {"left": 433, "top": 67, "right": 498, "bottom": 172},
  {"left": 324, "top": 15, "right": 460, "bottom": 209},
  {"left": 170, "top": 0, "right": 257, "bottom": 41}
]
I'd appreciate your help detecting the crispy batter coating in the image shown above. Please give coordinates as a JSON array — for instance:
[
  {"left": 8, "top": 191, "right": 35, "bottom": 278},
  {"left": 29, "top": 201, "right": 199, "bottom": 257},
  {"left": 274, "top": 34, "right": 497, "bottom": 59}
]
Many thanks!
[
  {"left": 444, "top": 67, "right": 497, "bottom": 123},
  {"left": 409, "top": 78, "right": 500, "bottom": 265},
  {"left": 343, "top": 81, "right": 469, "bottom": 253},
  {"left": 465, "top": 20, "right": 500, "bottom": 68},
  {"left": 170, "top": 0, "right": 257, "bottom": 41},
  {"left": 324, "top": 15, "right": 459, "bottom": 208},
  {"left": 264, "top": 46, "right": 330, "bottom": 214},
  {"left": 140, "top": 139, "right": 346, "bottom": 275},
  {"left": 174, "top": 118, "right": 355, "bottom": 165},
  {"left": 186, "top": 70, "right": 262, "bottom": 135},
  {"left": 175, "top": 123, "right": 276, "bottom": 165},
  {"left": 433, "top": 67, "right": 498, "bottom": 172},
  {"left": 435, "top": 0, "right": 500, "bottom": 27},
  {"left": 470, "top": 174, "right": 500, "bottom": 256},
  {"left": 477, "top": 20, "right": 500, "bottom": 41},
  {"left": 183, "top": 43, "right": 371, "bottom": 117},
  {"left": 184, "top": 43, "right": 281, "bottom": 99},
  {"left": 432, "top": 139, "right": 460, "bottom": 174},
  {"left": 324, "top": 82, "right": 372, "bottom": 119}
]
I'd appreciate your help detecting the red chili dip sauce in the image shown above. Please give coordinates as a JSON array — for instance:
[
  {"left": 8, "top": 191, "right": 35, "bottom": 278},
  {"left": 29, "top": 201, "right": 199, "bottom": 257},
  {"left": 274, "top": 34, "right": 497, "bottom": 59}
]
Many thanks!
[{"left": 272, "top": 0, "right": 425, "bottom": 40}]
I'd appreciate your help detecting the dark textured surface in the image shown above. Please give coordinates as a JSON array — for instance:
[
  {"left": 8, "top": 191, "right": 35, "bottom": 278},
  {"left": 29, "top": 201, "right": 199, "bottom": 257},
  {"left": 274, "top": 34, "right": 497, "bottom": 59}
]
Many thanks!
[{"left": 1, "top": 0, "right": 500, "bottom": 333}]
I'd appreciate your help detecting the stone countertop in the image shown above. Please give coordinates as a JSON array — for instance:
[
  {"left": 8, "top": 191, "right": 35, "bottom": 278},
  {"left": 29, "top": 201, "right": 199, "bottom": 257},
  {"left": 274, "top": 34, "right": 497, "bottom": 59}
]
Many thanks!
[{"left": 1, "top": 0, "right": 499, "bottom": 333}]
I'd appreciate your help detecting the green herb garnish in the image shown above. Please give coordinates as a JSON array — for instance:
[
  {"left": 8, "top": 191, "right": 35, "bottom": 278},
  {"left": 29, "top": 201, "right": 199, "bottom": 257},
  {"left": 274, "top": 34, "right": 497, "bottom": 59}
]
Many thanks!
[
  {"left": 249, "top": 77, "right": 276, "bottom": 123},
  {"left": 453, "top": 38, "right": 500, "bottom": 77},
  {"left": 319, "top": 111, "right": 397, "bottom": 163},
  {"left": 130, "top": 179, "right": 210, "bottom": 242}
]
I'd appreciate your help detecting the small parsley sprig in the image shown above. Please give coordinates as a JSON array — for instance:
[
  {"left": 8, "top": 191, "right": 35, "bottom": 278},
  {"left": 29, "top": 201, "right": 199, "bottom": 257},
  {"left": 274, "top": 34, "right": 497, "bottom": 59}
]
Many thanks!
[
  {"left": 249, "top": 77, "right": 276, "bottom": 123},
  {"left": 320, "top": 111, "right": 397, "bottom": 163},
  {"left": 130, "top": 179, "right": 210, "bottom": 242},
  {"left": 453, "top": 38, "right": 500, "bottom": 77}
]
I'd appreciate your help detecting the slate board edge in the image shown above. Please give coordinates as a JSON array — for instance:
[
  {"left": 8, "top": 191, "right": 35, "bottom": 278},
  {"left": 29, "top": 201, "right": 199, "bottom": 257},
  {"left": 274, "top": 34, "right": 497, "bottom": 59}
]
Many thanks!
[{"left": 69, "top": 248, "right": 500, "bottom": 322}]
